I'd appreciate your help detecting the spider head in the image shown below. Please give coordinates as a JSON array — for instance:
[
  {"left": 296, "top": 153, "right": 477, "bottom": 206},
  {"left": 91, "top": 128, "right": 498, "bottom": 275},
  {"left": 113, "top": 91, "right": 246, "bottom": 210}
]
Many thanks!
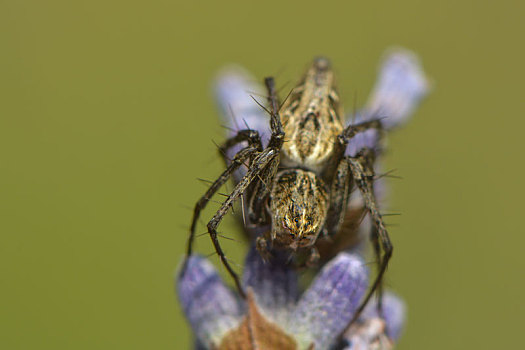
[{"left": 270, "top": 169, "right": 328, "bottom": 250}]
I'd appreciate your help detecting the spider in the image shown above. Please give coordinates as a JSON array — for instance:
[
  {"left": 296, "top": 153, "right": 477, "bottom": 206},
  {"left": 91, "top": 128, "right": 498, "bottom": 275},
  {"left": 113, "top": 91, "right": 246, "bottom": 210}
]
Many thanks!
[{"left": 181, "top": 57, "right": 394, "bottom": 321}]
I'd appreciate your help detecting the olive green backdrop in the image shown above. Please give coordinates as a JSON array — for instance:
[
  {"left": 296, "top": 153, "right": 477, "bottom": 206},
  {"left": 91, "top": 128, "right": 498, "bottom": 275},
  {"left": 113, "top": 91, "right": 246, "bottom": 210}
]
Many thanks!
[{"left": 1, "top": 1, "right": 523, "bottom": 349}]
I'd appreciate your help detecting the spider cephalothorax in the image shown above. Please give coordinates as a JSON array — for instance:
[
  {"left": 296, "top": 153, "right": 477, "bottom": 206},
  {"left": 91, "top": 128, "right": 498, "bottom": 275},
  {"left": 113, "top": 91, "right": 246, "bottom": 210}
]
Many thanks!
[{"left": 268, "top": 169, "right": 329, "bottom": 251}]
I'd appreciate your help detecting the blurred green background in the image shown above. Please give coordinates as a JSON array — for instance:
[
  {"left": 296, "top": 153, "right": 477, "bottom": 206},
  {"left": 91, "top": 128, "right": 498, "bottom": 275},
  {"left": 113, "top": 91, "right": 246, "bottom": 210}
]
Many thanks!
[{"left": 1, "top": 0, "right": 523, "bottom": 349}]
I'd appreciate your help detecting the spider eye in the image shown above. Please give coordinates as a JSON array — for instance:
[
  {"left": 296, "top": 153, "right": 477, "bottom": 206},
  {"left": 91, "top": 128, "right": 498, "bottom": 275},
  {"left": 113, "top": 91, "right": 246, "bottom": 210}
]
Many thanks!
[
  {"left": 306, "top": 217, "right": 312, "bottom": 226},
  {"left": 294, "top": 218, "right": 299, "bottom": 224}
]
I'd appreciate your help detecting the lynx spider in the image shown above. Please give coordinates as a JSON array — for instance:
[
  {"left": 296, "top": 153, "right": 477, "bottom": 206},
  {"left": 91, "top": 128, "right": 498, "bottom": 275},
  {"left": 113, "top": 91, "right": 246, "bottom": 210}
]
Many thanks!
[{"left": 181, "top": 58, "right": 392, "bottom": 324}]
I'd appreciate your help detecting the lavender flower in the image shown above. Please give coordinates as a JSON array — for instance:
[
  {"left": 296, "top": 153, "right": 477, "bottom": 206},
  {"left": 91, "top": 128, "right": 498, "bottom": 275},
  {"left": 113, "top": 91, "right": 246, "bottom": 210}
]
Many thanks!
[
  {"left": 363, "top": 48, "right": 430, "bottom": 129},
  {"left": 213, "top": 66, "right": 270, "bottom": 182},
  {"left": 177, "top": 248, "right": 405, "bottom": 350},
  {"left": 345, "top": 48, "right": 429, "bottom": 157}
]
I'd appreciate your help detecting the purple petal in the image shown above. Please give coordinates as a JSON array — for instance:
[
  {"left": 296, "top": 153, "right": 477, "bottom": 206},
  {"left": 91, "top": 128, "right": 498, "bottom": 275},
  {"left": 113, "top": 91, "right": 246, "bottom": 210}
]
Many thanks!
[
  {"left": 362, "top": 48, "right": 430, "bottom": 129},
  {"left": 242, "top": 246, "right": 299, "bottom": 325},
  {"left": 177, "top": 256, "right": 242, "bottom": 347},
  {"left": 361, "top": 291, "right": 406, "bottom": 341},
  {"left": 213, "top": 67, "right": 270, "bottom": 183},
  {"left": 214, "top": 66, "right": 270, "bottom": 144},
  {"left": 345, "top": 48, "right": 429, "bottom": 157},
  {"left": 289, "top": 253, "right": 369, "bottom": 349}
]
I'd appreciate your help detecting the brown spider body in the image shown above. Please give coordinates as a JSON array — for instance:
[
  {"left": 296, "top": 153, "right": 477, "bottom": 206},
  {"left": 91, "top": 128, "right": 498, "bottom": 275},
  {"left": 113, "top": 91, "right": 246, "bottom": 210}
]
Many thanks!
[
  {"left": 183, "top": 51, "right": 429, "bottom": 337},
  {"left": 184, "top": 57, "right": 393, "bottom": 328},
  {"left": 262, "top": 58, "right": 346, "bottom": 257},
  {"left": 281, "top": 57, "right": 344, "bottom": 170}
]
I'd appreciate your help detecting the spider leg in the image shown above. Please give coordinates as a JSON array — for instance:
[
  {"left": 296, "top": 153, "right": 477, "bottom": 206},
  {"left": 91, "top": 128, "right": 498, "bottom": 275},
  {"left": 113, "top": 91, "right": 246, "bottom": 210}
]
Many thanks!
[
  {"left": 323, "top": 158, "right": 352, "bottom": 237},
  {"left": 182, "top": 146, "right": 259, "bottom": 272},
  {"left": 370, "top": 225, "right": 384, "bottom": 313},
  {"left": 341, "top": 118, "right": 383, "bottom": 140},
  {"left": 264, "top": 77, "right": 285, "bottom": 147},
  {"left": 218, "top": 129, "right": 263, "bottom": 164},
  {"left": 205, "top": 76, "right": 284, "bottom": 296},
  {"left": 185, "top": 127, "right": 264, "bottom": 256},
  {"left": 327, "top": 117, "right": 383, "bottom": 184},
  {"left": 322, "top": 117, "right": 382, "bottom": 248},
  {"left": 182, "top": 75, "right": 284, "bottom": 297},
  {"left": 245, "top": 77, "right": 285, "bottom": 225},
  {"left": 341, "top": 153, "right": 392, "bottom": 335},
  {"left": 206, "top": 147, "right": 280, "bottom": 297}
]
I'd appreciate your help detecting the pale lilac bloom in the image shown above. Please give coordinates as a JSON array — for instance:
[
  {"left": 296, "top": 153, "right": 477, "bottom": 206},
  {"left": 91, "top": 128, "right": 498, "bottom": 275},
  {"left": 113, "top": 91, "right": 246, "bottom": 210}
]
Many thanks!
[
  {"left": 345, "top": 48, "right": 429, "bottom": 157},
  {"left": 213, "top": 65, "right": 270, "bottom": 182},
  {"left": 178, "top": 247, "right": 404, "bottom": 349},
  {"left": 177, "top": 255, "right": 243, "bottom": 347},
  {"left": 363, "top": 48, "right": 430, "bottom": 129},
  {"left": 214, "top": 66, "right": 269, "bottom": 145}
]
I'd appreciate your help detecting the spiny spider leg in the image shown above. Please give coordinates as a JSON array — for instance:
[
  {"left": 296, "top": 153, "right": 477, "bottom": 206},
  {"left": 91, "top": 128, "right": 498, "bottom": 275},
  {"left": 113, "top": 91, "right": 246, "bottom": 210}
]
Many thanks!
[
  {"left": 324, "top": 117, "right": 383, "bottom": 237},
  {"left": 323, "top": 159, "right": 352, "bottom": 236},
  {"left": 370, "top": 225, "right": 384, "bottom": 312},
  {"left": 182, "top": 145, "right": 259, "bottom": 268},
  {"left": 264, "top": 77, "right": 284, "bottom": 138},
  {"left": 327, "top": 118, "right": 383, "bottom": 180},
  {"left": 219, "top": 129, "right": 263, "bottom": 159},
  {"left": 206, "top": 147, "right": 280, "bottom": 297},
  {"left": 246, "top": 77, "right": 285, "bottom": 226},
  {"left": 331, "top": 118, "right": 387, "bottom": 334},
  {"left": 184, "top": 129, "right": 263, "bottom": 263},
  {"left": 203, "top": 77, "right": 284, "bottom": 296},
  {"left": 342, "top": 118, "right": 383, "bottom": 140},
  {"left": 342, "top": 152, "right": 393, "bottom": 334},
  {"left": 182, "top": 76, "right": 285, "bottom": 298}
]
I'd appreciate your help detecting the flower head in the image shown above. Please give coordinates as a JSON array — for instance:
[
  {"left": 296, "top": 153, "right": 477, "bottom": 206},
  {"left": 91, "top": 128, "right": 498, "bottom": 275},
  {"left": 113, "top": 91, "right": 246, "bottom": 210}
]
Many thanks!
[{"left": 177, "top": 248, "right": 405, "bottom": 350}]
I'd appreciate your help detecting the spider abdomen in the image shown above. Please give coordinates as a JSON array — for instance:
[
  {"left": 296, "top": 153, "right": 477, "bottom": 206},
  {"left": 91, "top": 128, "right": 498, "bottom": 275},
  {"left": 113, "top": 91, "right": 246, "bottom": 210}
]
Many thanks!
[{"left": 280, "top": 57, "right": 344, "bottom": 171}]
